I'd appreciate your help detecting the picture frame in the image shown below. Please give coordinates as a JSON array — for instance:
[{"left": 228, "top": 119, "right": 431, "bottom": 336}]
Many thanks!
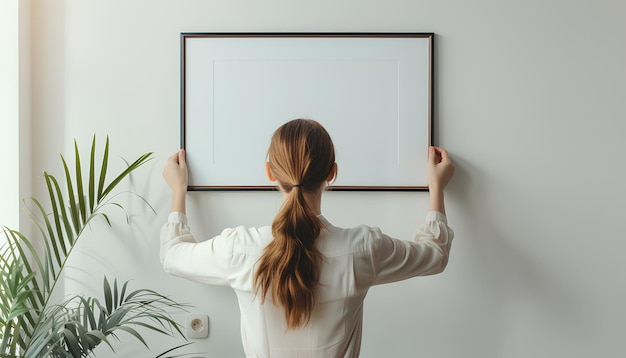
[{"left": 181, "top": 32, "right": 433, "bottom": 191}]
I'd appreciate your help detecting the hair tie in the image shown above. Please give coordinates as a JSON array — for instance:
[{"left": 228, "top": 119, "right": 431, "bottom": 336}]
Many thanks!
[{"left": 293, "top": 183, "right": 301, "bottom": 188}]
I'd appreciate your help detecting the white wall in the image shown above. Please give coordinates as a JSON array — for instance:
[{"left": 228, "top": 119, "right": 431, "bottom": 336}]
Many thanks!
[
  {"left": 1, "top": 0, "right": 31, "bottom": 235},
  {"left": 28, "top": 0, "right": 626, "bottom": 357},
  {"left": 1, "top": 0, "right": 20, "bottom": 232}
]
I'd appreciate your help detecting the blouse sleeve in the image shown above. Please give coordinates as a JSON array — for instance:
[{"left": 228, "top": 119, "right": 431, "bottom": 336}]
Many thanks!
[
  {"left": 369, "top": 211, "right": 454, "bottom": 286},
  {"left": 159, "top": 212, "right": 235, "bottom": 286}
]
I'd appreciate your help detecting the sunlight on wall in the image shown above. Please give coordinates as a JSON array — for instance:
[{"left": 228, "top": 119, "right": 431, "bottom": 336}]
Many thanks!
[{"left": 0, "top": 0, "right": 19, "bottom": 235}]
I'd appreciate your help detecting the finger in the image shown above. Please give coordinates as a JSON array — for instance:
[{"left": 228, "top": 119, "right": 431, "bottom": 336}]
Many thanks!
[
  {"left": 440, "top": 148, "right": 453, "bottom": 165},
  {"left": 438, "top": 148, "right": 450, "bottom": 163},
  {"left": 431, "top": 146, "right": 446, "bottom": 164},
  {"left": 428, "top": 146, "right": 437, "bottom": 163},
  {"left": 178, "top": 149, "right": 186, "bottom": 166}
]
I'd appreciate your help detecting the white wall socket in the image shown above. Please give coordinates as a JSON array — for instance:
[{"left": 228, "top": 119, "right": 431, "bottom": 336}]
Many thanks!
[{"left": 186, "top": 314, "right": 209, "bottom": 339}]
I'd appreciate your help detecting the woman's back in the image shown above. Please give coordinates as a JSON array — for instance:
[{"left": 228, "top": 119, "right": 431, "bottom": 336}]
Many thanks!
[{"left": 229, "top": 218, "right": 371, "bottom": 357}]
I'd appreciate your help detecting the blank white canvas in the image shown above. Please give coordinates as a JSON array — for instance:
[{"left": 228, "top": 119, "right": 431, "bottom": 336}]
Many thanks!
[{"left": 183, "top": 35, "right": 431, "bottom": 189}]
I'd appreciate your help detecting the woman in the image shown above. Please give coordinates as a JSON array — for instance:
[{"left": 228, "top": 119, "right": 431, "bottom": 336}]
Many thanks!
[{"left": 161, "top": 119, "right": 455, "bottom": 357}]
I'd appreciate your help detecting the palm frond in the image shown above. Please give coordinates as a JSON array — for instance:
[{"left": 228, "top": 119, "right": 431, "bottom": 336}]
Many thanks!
[
  {"left": 26, "top": 278, "right": 188, "bottom": 357},
  {"left": 0, "top": 229, "right": 43, "bottom": 345}
]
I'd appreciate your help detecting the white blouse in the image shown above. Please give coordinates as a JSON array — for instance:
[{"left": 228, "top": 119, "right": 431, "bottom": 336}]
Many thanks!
[{"left": 160, "top": 211, "right": 454, "bottom": 358}]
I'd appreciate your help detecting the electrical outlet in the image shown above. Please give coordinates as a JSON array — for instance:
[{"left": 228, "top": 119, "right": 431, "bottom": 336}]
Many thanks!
[{"left": 186, "top": 314, "right": 209, "bottom": 339}]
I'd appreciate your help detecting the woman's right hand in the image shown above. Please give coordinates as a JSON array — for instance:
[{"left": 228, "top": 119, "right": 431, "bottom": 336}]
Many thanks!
[
  {"left": 427, "top": 146, "right": 455, "bottom": 192},
  {"left": 163, "top": 149, "right": 188, "bottom": 194}
]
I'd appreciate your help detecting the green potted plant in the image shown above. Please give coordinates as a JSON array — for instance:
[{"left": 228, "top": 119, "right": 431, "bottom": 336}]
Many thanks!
[{"left": 0, "top": 136, "right": 195, "bottom": 357}]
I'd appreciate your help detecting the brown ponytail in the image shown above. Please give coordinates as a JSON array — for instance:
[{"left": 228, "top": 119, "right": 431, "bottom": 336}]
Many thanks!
[{"left": 254, "top": 119, "right": 336, "bottom": 329}]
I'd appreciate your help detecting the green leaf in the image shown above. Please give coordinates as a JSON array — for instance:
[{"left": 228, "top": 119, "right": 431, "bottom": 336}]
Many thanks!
[
  {"left": 86, "top": 329, "right": 114, "bottom": 353},
  {"left": 114, "top": 325, "right": 149, "bottom": 349},
  {"left": 155, "top": 342, "right": 194, "bottom": 358},
  {"left": 62, "top": 326, "right": 82, "bottom": 357},
  {"left": 100, "top": 152, "right": 153, "bottom": 199},
  {"left": 113, "top": 277, "right": 119, "bottom": 311},
  {"left": 23, "top": 197, "right": 61, "bottom": 286},
  {"left": 105, "top": 305, "right": 133, "bottom": 328},
  {"left": 119, "top": 280, "right": 129, "bottom": 306},
  {"left": 43, "top": 172, "right": 69, "bottom": 259},
  {"left": 97, "top": 136, "right": 110, "bottom": 199},
  {"left": 103, "top": 276, "right": 113, "bottom": 314},
  {"left": 49, "top": 171, "right": 75, "bottom": 247},
  {"left": 89, "top": 134, "right": 97, "bottom": 212},
  {"left": 130, "top": 320, "right": 174, "bottom": 336},
  {"left": 61, "top": 154, "right": 81, "bottom": 236},
  {"left": 81, "top": 297, "right": 97, "bottom": 330},
  {"left": 75, "top": 139, "right": 87, "bottom": 225},
  {"left": 101, "top": 212, "right": 112, "bottom": 227}
]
